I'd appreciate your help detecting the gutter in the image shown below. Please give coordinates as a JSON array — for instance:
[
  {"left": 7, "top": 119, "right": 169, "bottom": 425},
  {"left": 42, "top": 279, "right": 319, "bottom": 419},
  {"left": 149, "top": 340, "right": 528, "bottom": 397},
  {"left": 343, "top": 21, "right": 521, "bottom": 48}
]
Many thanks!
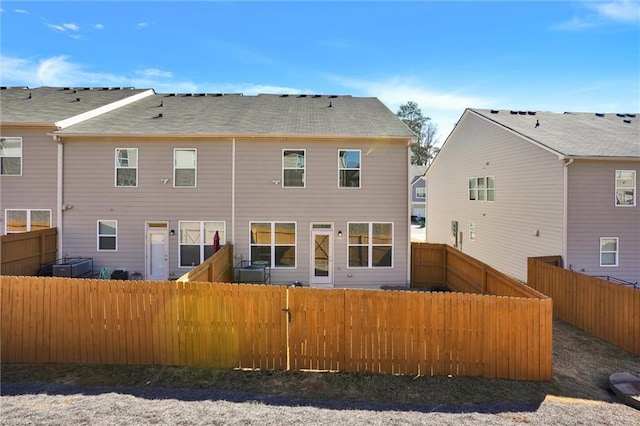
[
  {"left": 56, "top": 136, "right": 64, "bottom": 258},
  {"left": 232, "top": 138, "right": 236, "bottom": 247}
]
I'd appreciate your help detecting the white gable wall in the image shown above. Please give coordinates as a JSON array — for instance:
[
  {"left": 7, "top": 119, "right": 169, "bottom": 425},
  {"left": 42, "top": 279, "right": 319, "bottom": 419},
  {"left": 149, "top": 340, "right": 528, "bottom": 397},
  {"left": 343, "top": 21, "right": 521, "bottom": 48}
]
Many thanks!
[{"left": 427, "top": 112, "right": 565, "bottom": 281}]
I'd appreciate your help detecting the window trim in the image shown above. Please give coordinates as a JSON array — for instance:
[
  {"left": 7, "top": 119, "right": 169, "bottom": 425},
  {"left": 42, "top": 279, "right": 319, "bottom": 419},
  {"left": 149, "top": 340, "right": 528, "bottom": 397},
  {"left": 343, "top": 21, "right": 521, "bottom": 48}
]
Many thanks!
[
  {"left": 338, "top": 149, "right": 361, "bottom": 189},
  {"left": 468, "top": 175, "right": 495, "bottom": 202},
  {"left": 282, "top": 149, "right": 306, "bottom": 188},
  {"left": 415, "top": 187, "right": 426, "bottom": 199},
  {"left": 115, "top": 148, "right": 138, "bottom": 187},
  {"left": 97, "top": 220, "right": 118, "bottom": 251},
  {"left": 599, "top": 237, "right": 618, "bottom": 267},
  {"left": 0, "top": 136, "right": 23, "bottom": 176},
  {"left": 178, "top": 220, "right": 226, "bottom": 268},
  {"left": 249, "top": 221, "right": 297, "bottom": 268},
  {"left": 174, "top": 148, "right": 197, "bottom": 188},
  {"left": 346, "top": 221, "right": 394, "bottom": 269},
  {"left": 5, "top": 209, "right": 52, "bottom": 233},
  {"left": 615, "top": 169, "right": 636, "bottom": 207}
]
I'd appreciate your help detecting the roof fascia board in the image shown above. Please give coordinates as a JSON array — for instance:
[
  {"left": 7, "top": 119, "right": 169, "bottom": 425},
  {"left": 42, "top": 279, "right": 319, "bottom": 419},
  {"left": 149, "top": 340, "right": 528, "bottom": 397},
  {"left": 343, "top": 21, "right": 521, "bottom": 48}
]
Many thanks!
[
  {"left": 469, "top": 109, "right": 567, "bottom": 160},
  {"left": 565, "top": 156, "right": 640, "bottom": 162},
  {"left": 1, "top": 122, "right": 57, "bottom": 129},
  {"left": 54, "top": 89, "right": 155, "bottom": 129},
  {"left": 53, "top": 132, "right": 413, "bottom": 142}
]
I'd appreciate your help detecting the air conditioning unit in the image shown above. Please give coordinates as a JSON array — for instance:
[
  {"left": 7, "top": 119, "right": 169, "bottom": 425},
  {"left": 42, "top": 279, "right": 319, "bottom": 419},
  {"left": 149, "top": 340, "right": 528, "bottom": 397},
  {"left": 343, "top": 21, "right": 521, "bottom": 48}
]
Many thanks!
[{"left": 237, "top": 266, "right": 265, "bottom": 283}]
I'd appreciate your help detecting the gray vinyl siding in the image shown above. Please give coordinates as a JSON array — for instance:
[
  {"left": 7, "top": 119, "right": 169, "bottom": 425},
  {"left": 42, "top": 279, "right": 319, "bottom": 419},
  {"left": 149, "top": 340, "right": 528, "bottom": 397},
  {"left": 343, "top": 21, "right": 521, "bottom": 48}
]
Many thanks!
[
  {"left": 427, "top": 112, "right": 565, "bottom": 282},
  {"left": 61, "top": 138, "right": 233, "bottom": 278},
  {"left": 567, "top": 160, "right": 640, "bottom": 284},
  {"left": 0, "top": 127, "right": 59, "bottom": 234},
  {"left": 234, "top": 138, "right": 410, "bottom": 288}
]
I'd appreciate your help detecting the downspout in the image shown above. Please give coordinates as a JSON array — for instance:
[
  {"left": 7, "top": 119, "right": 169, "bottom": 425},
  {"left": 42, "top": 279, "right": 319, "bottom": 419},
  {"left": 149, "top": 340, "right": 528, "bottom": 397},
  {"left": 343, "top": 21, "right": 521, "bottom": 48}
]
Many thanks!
[
  {"left": 231, "top": 138, "right": 236, "bottom": 246},
  {"left": 562, "top": 158, "right": 574, "bottom": 268},
  {"left": 407, "top": 144, "right": 412, "bottom": 287},
  {"left": 56, "top": 136, "right": 63, "bottom": 258}
]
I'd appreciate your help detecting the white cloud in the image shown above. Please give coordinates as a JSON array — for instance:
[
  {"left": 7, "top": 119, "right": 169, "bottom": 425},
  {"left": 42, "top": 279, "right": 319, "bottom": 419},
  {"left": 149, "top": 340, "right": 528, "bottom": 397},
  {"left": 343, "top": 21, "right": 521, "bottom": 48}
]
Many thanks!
[
  {"left": 591, "top": 0, "right": 640, "bottom": 22},
  {"left": 94, "top": 24, "right": 104, "bottom": 30},
  {"left": 135, "top": 68, "right": 174, "bottom": 79},
  {"left": 552, "top": 16, "right": 598, "bottom": 31},
  {"left": 14, "top": 9, "right": 28, "bottom": 14},
  {"left": 46, "top": 23, "right": 66, "bottom": 32},
  {"left": 45, "top": 22, "right": 81, "bottom": 33},
  {"left": 137, "top": 22, "right": 149, "bottom": 29},
  {"left": 63, "top": 23, "right": 80, "bottom": 31}
]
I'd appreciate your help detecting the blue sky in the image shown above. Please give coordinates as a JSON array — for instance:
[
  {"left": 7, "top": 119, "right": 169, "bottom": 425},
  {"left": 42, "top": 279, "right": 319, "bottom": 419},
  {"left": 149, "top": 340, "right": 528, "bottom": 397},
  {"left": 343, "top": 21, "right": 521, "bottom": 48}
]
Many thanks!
[{"left": 1, "top": 1, "right": 639, "bottom": 141}]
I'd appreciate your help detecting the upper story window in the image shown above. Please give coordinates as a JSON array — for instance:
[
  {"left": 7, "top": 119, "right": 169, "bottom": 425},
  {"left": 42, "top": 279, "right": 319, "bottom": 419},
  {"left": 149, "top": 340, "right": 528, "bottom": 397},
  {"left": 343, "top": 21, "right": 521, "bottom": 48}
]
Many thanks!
[
  {"left": 615, "top": 170, "right": 635, "bottom": 206},
  {"left": 416, "top": 187, "right": 426, "bottom": 199},
  {"left": 250, "top": 222, "right": 296, "bottom": 268},
  {"left": 347, "top": 222, "right": 393, "bottom": 268},
  {"left": 469, "top": 176, "right": 495, "bottom": 202},
  {"left": 339, "top": 149, "right": 361, "bottom": 188},
  {"left": 179, "top": 221, "right": 225, "bottom": 267},
  {"left": 600, "top": 237, "right": 618, "bottom": 267},
  {"left": 115, "top": 148, "right": 138, "bottom": 187},
  {"left": 0, "top": 137, "right": 22, "bottom": 176},
  {"left": 5, "top": 209, "right": 51, "bottom": 233},
  {"left": 97, "top": 220, "right": 117, "bottom": 251},
  {"left": 282, "top": 149, "right": 305, "bottom": 187},
  {"left": 174, "top": 149, "right": 197, "bottom": 187}
]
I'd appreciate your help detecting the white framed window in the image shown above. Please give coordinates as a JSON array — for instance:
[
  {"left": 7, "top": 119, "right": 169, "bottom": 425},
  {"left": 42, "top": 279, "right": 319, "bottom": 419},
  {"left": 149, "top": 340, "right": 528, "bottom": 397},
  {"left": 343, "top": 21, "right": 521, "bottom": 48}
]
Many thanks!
[
  {"left": 97, "top": 220, "right": 117, "bottom": 251},
  {"left": 250, "top": 222, "right": 296, "bottom": 268},
  {"left": 416, "top": 187, "right": 426, "bottom": 199},
  {"left": 469, "top": 176, "right": 495, "bottom": 202},
  {"left": 339, "top": 149, "right": 361, "bottom": 188},
  {"left": 615, "top": 170, "right": 635, "bottom": 206},
  {"left": 179, "top": 221, "right": 225, "bottom": 267},
  {"left": 600, "top": 237, "right": 618, "bottom": 267},
  {"left": 282, "top": 149, "right": 305, "bottom": 187},
  {"left": 5, "top": 209, "right": 51, "bottom": 233},
  {"left": 0, "top": 137, "right": 22, "bottom": 176},
  {"left": 174, "top": 148, "right": 197, "bottom": 187},
  {"left": 115, "top": 148, "right": 138, "bottom": 187},
  {"left": 469, "top": 222, "right": 476, "bottom": 241},
  {"left": 347, "top": 222, "right": 393, "bottom": 268}
]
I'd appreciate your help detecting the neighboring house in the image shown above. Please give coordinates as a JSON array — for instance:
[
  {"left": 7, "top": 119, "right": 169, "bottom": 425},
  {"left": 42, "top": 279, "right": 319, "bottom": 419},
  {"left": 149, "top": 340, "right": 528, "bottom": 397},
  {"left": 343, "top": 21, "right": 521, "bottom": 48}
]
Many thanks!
[
  {"left": 0, "top": 86, "right": 154, "bottom": 243},
  {"left": 410, "top": 165, "right": 427, "bottom": 221},
  {"left": 427, "top": 108, "right": 639, "bottom": 284},
  {"left": 8, "top": 90, "right": 415, "bottom": 288}
]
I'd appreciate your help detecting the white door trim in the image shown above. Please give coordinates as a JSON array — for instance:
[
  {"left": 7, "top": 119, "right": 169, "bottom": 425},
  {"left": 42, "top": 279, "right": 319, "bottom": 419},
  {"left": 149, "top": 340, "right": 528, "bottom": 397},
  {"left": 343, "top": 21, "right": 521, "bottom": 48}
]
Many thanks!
[
  {"left": 145, "top": 222, "right": 169, "bottom": 281},
  {"left": 310, "top": 223, "right": 333, "bottom": 287}
]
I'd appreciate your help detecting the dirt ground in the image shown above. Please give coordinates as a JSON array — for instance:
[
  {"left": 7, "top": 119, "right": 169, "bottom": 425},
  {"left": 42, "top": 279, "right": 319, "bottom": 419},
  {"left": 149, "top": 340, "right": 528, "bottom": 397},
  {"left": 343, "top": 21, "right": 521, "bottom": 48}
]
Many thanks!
[{"left": 1, "top": 319, "right": 639, "bottom": 425}]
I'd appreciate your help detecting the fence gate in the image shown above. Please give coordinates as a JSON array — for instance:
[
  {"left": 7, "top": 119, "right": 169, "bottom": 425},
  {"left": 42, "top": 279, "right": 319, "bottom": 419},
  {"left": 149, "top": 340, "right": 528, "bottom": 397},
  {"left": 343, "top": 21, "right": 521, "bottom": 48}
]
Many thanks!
[{"left": 287, "top": 287, "right": 345, "bottom": 371}]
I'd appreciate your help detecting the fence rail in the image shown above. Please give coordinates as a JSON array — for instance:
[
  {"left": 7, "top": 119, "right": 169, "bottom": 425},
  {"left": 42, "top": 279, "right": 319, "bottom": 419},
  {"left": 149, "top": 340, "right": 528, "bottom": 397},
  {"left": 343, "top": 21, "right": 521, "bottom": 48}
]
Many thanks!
[
  {"left": 1, "top": 276, "right": 552, "bottom": 380},
  {"left": 0, "top": 229, "right": 57, "bottom": 276},
  {"left": 527, "top": 257, "right": 640, "bottom": 356}
]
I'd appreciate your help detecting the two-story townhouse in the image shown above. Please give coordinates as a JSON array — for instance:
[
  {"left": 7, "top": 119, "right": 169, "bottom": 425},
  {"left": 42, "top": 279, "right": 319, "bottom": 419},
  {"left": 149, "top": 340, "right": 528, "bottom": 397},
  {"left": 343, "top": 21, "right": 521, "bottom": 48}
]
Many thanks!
[
  {"left": 410, "top": 165, "right": 427, "bottom": 222},
  {"left": 427, "top": 108, "right": 639, "bottom": 284},
  {"left": 0, "top": 86, "right": 154, "bottom": 254},
  {"left": 52, "top": 93, "right": 416, "bottom": 288}
]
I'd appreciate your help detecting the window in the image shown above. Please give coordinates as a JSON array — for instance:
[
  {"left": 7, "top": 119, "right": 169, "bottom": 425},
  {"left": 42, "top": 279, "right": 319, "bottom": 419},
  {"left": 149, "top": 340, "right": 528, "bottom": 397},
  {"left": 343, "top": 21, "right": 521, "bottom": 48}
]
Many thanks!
[
  {"left": 179, "top": 221, "right": 225, "bottom": 267},
  {"left": 469, "top": 222, "right": 476, "bottom": 241},
  {"left": 615, "top": 170, "right": 635, "bottom": 206},
  {"left": 115, "top": 148, "right": 138, "bottom": 187},
  {"left": 97, "top": 220, "right": 117, "bottom": 251},
  {"left": 0, "top": 137, "right": 22, "bottom": 176},
  {"left": 174, "top": 149, "right": 197, "bottom": 187},
  {"left": 5, "top": 209, "right": 51, "bottom": 233},
  {"left": 339, "top": 150, "right": 361, "bottom": 188},
  {"left": 600, "top": 237, "right": 618, "bottom": 267},
  {"left": 250, "top": 222, "right": 296, "bottom": 268},
  {"left": 416, "top": 187, "right": 426, "bottom": 199},
  {"left": 347, "top": 222, "right": 393, "bottom": 268},
  {"left": 282, "top": 150, "right": 305, "bottom": 187},
  {"left": 469, "top": 176, "right": 495, "bottom": 202}
]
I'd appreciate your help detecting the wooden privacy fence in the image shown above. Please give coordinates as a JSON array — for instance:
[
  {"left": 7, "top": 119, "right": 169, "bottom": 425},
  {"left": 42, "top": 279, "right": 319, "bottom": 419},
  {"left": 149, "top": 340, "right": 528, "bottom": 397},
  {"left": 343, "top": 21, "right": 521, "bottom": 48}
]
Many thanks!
[
  {"left": 528, "top": 257, "right": 640, "bottom": 356},
  {"left": 1, "top": 276, "right": 552, "bottom": 380},
  {"left": 412, "top": 243, "right": 547, "bottom": 299},
  {"left": 0, "top": 229, "right": 57, "bottom": 276},
  {"left": 177, "top": 243, "right": 234, "bottom": 283}
]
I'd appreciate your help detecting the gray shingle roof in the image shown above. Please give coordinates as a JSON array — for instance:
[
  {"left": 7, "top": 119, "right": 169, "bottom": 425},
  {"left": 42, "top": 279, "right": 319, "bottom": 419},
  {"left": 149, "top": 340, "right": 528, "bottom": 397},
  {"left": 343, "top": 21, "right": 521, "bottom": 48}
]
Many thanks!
[
  {"left": 54, "top": 93, "right": 416, "bottom": 138},
  {"left": 0, "top": 86, "right": 152, "bottom": 124},
  {"left": 470, "top": 109, "right": 640, "bottom": 158}
]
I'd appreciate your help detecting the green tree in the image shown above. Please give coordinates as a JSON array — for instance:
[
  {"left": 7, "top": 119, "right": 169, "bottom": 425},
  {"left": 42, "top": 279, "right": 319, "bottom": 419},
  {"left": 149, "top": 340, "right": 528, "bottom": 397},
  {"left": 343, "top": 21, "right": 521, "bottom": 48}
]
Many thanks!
[{"left": 396, "top": 101, "right": 439, "bottom": 165}]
